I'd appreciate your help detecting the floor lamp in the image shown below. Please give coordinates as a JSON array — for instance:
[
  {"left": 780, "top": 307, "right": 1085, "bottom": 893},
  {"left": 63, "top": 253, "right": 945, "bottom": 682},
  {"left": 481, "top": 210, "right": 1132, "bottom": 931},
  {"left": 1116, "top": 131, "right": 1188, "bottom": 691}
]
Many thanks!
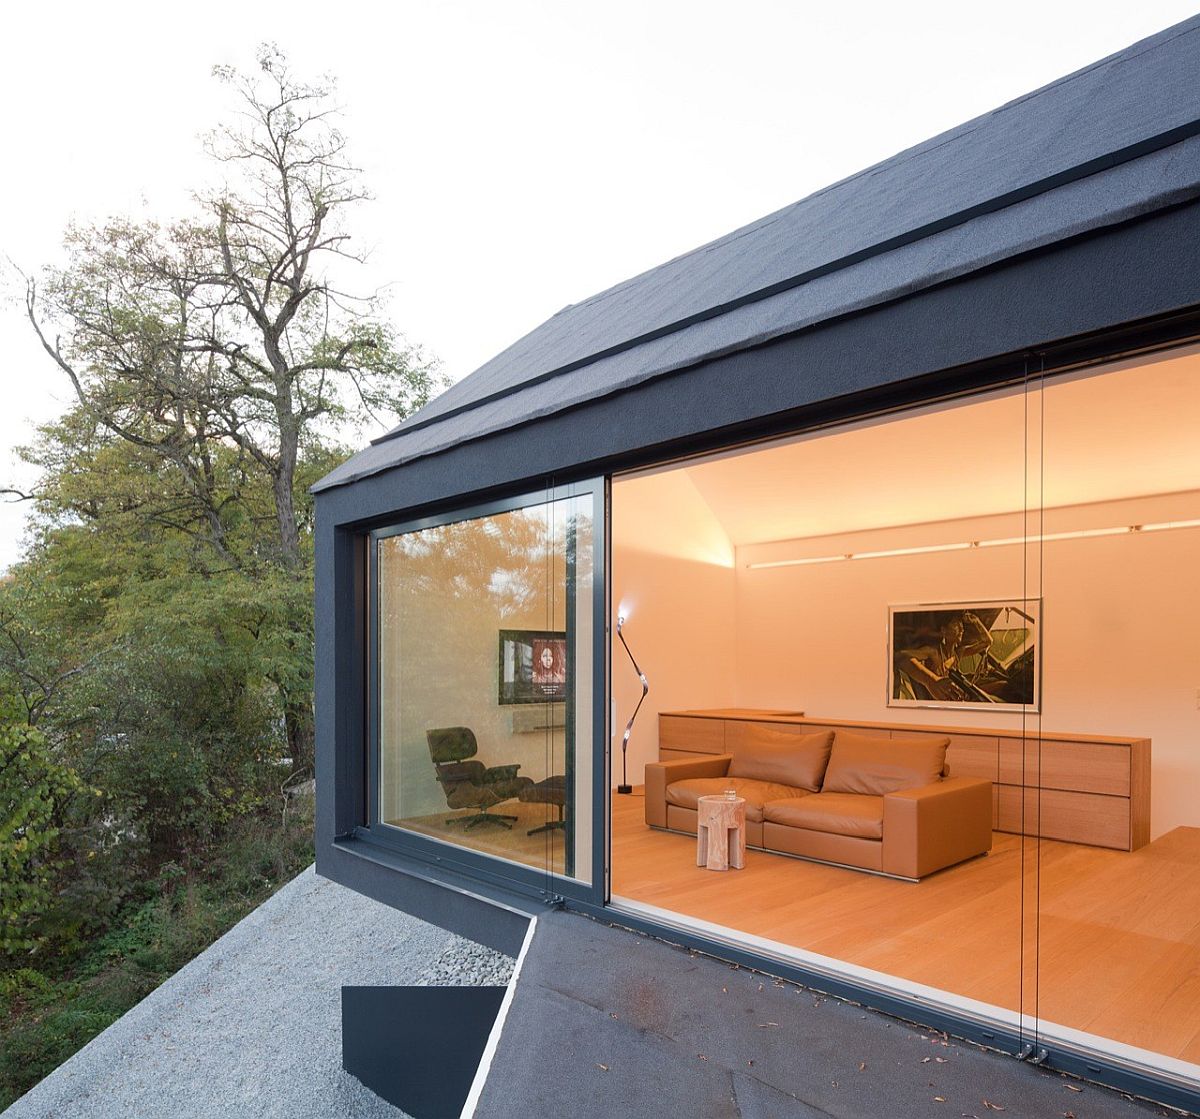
[{"left": 616, "top": 615, "right": 647, "bottom": 795}]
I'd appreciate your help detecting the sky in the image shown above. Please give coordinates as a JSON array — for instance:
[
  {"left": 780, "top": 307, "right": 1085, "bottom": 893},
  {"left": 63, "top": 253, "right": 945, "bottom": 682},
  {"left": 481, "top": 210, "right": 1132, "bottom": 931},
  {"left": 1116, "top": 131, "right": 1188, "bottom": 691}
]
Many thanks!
[{"left": 1, "top": 0, "right": 1197, "bottom": 570}]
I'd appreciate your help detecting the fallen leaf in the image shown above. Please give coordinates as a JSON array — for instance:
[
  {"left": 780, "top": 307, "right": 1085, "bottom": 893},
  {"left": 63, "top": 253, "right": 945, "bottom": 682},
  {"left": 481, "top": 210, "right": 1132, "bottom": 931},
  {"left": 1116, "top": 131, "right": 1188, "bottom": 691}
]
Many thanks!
[
  {"left": 1063, "top": 1112, "right": 1076, "bottom": 1118},
  {"left": 595, "top": 1064, "right": 608, "bottom": 1071},
  {"left": 935, "top": 1057, "right": 949, "bottom": 1063},
  {"left": 1065, "top": 1085, "right": 1083, "bottom": 1093},
  {"left": 923, "top": 1056, "right": 933, "bottom": 1063},
  {"left": 983, "top": 1103, "right": 1006, "bottom": 1112},
  {"left": 858, "top": 1061, "right": 867, "bottom": 1071},
  {"left": 697, "top": 1054, "right": 708, "bottom": 1061},
  {"left": 934, "top": 1096, "right": 947, "bottom": 1103}
]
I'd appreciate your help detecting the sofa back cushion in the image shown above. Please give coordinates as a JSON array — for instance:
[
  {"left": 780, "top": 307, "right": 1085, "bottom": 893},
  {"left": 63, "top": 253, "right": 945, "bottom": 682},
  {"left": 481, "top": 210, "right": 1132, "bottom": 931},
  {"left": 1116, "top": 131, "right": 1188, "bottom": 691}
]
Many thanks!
[
  {"left": 822, "top": 732, "right": 949, "bottom": 796},
  {"left": 728, "top": 730, "right": 833, "bottom": 792}
]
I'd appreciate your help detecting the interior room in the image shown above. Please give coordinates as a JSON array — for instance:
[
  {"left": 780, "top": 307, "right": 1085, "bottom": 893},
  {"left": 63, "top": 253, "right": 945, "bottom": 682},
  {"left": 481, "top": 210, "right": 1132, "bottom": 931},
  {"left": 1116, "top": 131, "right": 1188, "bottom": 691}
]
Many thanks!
[{"left": 610, "top": 347, "right": 1200, "bottom": 1072}]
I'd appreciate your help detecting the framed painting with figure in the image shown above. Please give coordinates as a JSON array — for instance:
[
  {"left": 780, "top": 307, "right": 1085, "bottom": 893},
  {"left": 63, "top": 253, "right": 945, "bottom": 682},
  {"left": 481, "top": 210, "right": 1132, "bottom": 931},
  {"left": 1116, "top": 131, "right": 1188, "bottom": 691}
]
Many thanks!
[
  {"left": 498, "top": 629, "right": 568, "bottom": 705},
  {"left": 888, "top": 600, "right": 1040, "bottom": 712}
]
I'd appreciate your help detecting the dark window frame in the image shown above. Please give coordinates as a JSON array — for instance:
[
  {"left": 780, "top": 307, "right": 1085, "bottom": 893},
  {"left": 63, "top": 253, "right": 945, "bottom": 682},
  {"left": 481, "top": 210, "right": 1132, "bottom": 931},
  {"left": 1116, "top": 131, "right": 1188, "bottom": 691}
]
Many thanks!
[{"left": 361, "top": 476, "right": 608, "bottom": 905}]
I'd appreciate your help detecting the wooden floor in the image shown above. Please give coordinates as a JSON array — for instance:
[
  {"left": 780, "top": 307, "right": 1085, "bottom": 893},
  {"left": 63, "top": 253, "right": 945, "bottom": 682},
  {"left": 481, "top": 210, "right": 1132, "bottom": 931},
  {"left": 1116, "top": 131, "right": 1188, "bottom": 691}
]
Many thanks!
[
  {"left": 391, "top": 800, "right": 566, "bottom": 874},
  {"left": 611, "top": 789, "right": 1200, "bottom": 1065}
]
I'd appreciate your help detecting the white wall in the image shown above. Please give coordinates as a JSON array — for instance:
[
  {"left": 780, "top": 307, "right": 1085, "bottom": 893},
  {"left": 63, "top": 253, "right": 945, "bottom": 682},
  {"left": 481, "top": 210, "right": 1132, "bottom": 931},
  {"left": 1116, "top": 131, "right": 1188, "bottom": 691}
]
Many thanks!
[
  {"left": 611, "top": 469, "right": 738, "bottom": 786},
  {"left": 735, "top": 492, "right": 1200, "bottom": 839}
]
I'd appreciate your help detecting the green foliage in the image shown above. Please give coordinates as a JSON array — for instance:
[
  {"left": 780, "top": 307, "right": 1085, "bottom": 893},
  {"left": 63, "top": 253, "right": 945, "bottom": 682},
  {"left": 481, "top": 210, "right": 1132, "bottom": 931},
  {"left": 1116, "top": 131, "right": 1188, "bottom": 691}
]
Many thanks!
[
  {"left": 0, "top": 724, "right": 89, "bottom": 955},
  {"left": 0, "top": 43, "right": 444, "bottom": 1107},
  {"left": 0, "top": 797, "right": 315, "bottom": 1109}
]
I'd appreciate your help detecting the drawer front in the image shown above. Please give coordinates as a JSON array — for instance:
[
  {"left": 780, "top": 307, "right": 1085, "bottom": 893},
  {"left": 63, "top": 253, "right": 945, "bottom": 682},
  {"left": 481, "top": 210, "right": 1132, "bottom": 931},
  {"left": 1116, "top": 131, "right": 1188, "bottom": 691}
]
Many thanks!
[
  {"left": 996, "top": 785, "right": 1131, "bottom": 850},
  {"left": 997, "top": 737, "right": 1129, "bottom": 795},
  {"left": 1029, "top": 740, "right": 1130, "bottom": 796},
  {"left": 659, "top": 715, "right": 725, "bottom": 754}
]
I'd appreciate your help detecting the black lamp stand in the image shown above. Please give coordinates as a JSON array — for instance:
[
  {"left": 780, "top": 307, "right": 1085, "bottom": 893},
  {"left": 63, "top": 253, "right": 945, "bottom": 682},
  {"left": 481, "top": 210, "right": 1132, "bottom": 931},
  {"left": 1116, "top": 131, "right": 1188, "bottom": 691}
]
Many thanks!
[{"left": 616, "top": 615, "right": 647, "bottom": 795}]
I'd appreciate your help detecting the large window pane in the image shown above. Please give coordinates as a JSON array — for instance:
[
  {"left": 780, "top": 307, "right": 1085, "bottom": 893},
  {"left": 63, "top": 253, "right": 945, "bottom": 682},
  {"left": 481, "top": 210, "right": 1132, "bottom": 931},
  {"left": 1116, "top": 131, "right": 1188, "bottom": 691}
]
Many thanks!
[
  {"left": 1033, "top": 349, "right": 1200, "bottom": 1082},
  {"left": 376, "top": 489, "right": 594, "bottom": 883},
  {"left": 609, "top": 383, "right": 1037, "bottom": 1041}
]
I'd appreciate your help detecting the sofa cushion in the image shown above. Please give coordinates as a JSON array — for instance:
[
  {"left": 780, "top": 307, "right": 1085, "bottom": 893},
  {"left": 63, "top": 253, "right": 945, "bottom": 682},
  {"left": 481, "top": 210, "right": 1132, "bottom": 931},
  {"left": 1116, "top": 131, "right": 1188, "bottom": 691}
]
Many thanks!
[
  {"left": 821, "top": 732, "right": 949, "bottom": 796},
  {"left": 728, "top": 729, "right": 834, "bottom": 792},
  {"left": 666, "top": 777, "right": 808, "bottom": 822},
  {"left": 764, "top": 793, "right": 884, "bottom": 839}
]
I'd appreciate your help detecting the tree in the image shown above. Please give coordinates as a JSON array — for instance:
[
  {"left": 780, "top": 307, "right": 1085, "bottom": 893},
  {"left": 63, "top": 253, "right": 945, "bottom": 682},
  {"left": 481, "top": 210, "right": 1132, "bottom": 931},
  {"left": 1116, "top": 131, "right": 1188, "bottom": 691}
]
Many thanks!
[
  {"left": 0, "top": 722, "right": 87, "bottom": 955},
  {"left": 22, "top": 44, "right": 443, "bottom": 771}
]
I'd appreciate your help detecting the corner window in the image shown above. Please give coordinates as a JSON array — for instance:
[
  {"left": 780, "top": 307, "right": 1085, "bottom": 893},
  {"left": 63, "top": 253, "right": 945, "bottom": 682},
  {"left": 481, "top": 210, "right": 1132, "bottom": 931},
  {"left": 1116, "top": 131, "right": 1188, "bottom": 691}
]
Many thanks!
[{"left": 373, "top": 484, "right": 599, "bottom": 885}]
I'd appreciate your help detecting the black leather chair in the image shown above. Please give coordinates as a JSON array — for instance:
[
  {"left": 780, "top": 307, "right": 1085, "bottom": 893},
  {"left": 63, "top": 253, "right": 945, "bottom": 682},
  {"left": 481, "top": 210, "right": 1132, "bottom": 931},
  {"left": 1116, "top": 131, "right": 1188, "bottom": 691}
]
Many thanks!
[
  {"left": 519, "top": 774, "right": 567, "bottom": 836},
  {"left": 426, "top": 727, "right": 533, "bottom": 830}
]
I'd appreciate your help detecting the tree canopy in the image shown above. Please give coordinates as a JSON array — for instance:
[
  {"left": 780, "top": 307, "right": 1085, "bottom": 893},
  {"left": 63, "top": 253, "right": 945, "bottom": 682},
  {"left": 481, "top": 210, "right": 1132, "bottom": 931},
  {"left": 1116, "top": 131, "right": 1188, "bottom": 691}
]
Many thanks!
[
  {"left": 1, "top": 44, "right": 443, "bottom": 967},
  {"left": 16, "top": 43, "right": 443, "bottom": 774}
]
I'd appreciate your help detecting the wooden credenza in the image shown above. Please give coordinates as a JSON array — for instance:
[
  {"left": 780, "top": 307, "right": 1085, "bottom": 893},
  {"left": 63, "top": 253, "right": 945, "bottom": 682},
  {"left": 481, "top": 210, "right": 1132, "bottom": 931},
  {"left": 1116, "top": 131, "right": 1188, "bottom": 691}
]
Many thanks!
[{"left": 659, "top": 710, "right": 1151, "bottom": 851}]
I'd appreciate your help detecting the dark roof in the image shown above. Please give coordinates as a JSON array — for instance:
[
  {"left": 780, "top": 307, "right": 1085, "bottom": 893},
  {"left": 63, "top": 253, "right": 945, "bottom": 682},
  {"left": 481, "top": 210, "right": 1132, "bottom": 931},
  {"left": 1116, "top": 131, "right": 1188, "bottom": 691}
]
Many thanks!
[{"left": 315, "top": 16, "right": 1200, "bottom": 493}]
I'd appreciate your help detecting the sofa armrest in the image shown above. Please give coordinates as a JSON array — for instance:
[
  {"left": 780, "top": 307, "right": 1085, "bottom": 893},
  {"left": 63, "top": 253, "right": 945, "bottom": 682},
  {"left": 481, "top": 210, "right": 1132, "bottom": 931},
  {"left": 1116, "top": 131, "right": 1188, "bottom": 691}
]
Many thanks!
[
  {"left": 644, "top": 755, "right": 733, "bottom": 828},
  {"left": 882, "top": 777, "right": 993, "bottom": 879}
]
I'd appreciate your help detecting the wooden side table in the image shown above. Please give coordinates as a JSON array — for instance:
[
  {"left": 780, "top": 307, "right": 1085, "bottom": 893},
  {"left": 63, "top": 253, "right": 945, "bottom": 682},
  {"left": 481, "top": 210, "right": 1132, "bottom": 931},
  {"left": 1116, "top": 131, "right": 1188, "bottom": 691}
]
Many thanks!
[{"left": 696, "top": 794, "right": 746, "bottom": 871}]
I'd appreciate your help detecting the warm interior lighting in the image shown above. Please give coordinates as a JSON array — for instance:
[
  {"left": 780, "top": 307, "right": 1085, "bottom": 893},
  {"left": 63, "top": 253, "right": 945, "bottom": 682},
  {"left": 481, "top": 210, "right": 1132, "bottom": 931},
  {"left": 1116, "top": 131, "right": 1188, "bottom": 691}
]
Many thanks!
[{"left": 744, "top": 518, "right": 1200, "bottom": 570}]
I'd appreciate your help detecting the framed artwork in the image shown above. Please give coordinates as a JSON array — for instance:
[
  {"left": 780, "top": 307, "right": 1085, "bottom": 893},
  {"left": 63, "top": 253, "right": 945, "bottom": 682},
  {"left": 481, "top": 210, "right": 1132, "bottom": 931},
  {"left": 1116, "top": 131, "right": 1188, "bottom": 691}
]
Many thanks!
[
  {"left": 497, "top": 628, "right": 568, "bottom": 705},
  {"left": 887, "top": 600, "right": 1041, "bottom": 713}
]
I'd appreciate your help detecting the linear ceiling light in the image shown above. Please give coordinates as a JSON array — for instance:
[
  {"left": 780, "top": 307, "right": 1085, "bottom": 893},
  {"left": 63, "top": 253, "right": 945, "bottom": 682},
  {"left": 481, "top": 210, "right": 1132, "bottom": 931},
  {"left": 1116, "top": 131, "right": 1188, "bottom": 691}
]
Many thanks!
[{"left": 744, "top": 518, "right": 1200, "bottom": 570}]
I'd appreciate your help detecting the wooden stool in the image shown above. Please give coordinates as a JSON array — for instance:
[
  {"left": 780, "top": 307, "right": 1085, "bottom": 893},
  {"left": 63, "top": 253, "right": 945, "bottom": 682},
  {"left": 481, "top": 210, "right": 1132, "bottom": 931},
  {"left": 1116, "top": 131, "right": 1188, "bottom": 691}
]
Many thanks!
[{"left": 696, "top": 794, "right": 746, "bottom": 871}]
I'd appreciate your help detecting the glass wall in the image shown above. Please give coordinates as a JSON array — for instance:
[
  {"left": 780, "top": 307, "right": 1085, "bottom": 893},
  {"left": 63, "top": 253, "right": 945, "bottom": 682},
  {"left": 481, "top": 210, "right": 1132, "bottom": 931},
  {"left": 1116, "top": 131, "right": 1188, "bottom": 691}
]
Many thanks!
[
  {"left": 605, "top": 342, "right": 1200, "bottom": 1099},
  {"left": 608, "top": 376, "right": 1039, "bottom": 1045},
  {"left": 1032, "top": 349, "right": 1200, "bottom": 1084},
  {"left": 374, "top": 484, "right": 597, "bottom": 884}
]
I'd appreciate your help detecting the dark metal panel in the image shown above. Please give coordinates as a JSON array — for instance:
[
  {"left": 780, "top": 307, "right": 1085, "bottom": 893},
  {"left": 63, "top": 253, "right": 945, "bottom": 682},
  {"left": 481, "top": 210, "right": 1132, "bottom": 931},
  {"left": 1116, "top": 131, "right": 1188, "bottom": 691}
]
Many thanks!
[
  {"left": 314, "top": 521, "right": 367, "bottom": 864},
  {"left": 342, "top": 985, "right": 506, "bottom": 1119},
  {"left": 314, "top": 199, "right": 1200, "bottom": 533},
  {"left": 320, "top": 838, "right": 536, "bottom": 956}
]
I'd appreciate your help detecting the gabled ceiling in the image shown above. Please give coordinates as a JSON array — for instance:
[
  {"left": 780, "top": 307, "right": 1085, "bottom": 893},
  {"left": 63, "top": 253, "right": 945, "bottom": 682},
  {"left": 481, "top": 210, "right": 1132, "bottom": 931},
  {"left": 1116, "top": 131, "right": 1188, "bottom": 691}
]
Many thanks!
[{"left": 673, "top": 351, "right": 1200, "bottom": 546}]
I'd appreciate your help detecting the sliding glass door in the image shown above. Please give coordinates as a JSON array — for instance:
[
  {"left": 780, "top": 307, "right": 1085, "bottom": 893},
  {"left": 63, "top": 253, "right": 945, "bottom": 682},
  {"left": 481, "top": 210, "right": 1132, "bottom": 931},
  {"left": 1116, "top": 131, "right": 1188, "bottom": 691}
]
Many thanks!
[
  {"left": 1032, "top": 348, "right": 1200, "bottom": 1093},
  {"left": 606, "top": 375, "right": 1046, "bottom": 1051}
]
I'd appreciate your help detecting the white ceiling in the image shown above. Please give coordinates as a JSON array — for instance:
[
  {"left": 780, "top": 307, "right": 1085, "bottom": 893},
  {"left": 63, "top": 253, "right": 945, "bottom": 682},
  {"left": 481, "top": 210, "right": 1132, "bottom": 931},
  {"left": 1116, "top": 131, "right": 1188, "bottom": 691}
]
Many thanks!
[{"left": 670, "top": 350, "right": 1200, "bottom": 546}]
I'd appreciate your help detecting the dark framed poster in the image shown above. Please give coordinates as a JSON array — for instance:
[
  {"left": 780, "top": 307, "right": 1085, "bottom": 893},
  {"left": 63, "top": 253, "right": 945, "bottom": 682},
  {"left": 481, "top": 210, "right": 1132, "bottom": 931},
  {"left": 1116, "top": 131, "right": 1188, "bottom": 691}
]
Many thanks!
[
  {"left": 497, "top": 628, "right": 568, "bottom": 705},
  {"left": 888, "top": 599, "right": 1041, "bottom": 712}
]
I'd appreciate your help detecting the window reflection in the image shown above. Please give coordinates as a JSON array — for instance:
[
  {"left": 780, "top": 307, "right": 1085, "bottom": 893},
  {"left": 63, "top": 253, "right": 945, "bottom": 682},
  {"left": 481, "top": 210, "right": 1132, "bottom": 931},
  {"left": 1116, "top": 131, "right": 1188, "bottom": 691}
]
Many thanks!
[{"left": 377, "top": 494, "right": 593, "bottom": 883}]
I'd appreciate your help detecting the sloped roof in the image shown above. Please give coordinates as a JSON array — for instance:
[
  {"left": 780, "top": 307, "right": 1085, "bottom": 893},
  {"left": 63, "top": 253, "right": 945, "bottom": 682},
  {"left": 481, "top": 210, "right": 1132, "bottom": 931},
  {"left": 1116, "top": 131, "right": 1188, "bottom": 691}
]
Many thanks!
[{"left": 315, "top": 16, "right": 1200, "bottom": 494}]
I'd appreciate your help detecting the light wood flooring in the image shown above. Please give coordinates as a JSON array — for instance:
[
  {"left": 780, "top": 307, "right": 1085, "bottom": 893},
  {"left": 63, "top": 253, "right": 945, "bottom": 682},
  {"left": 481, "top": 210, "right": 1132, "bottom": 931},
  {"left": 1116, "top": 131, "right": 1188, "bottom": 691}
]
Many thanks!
[
  {"left": 390, "top": 800, "right": 566, "bottom": 874},
  {"left": 611, "top": 788, "right": 1200, "bottom": 1065}
]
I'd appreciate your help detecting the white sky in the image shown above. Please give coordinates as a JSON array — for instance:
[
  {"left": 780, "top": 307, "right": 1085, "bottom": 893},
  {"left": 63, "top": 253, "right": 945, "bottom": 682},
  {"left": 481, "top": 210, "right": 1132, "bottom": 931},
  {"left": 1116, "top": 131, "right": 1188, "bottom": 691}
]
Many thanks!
[{"left": 1, "top": 0, "right": 1196, "bottom": 571}]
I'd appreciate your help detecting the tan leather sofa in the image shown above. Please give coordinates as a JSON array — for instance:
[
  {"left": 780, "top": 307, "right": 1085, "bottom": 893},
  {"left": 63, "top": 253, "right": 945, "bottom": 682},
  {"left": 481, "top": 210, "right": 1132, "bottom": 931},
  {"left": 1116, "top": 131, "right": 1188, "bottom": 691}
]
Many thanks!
[{"left": 644, "top": 729, "right": 992, "bottom": 880}]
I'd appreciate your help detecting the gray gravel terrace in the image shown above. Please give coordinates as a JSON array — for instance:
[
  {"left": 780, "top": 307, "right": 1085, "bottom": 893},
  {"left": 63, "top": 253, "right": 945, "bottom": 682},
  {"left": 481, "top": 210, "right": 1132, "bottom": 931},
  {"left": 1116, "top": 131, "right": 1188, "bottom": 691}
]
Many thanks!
[{"left": 2, "top": 865, "right": 513, "bottom": 1119}]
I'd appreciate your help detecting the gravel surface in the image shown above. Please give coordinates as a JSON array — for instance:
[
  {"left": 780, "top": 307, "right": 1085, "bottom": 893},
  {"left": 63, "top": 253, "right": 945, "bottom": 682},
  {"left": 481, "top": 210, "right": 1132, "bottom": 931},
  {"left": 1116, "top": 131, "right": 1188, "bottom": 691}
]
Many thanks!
[{"left": 2, "top": 865, "right": 514, "bottom": 1119}]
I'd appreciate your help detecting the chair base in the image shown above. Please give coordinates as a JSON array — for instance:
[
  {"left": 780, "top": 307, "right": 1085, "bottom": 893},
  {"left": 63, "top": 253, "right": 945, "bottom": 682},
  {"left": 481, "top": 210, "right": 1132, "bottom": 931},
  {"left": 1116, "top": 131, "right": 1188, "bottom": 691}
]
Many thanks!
[
  {"left": 446, "top": 811, "right": 518, "bottom": 831},
  {"left": 527, "top": 818, "right": 566, "bottom": 836}
]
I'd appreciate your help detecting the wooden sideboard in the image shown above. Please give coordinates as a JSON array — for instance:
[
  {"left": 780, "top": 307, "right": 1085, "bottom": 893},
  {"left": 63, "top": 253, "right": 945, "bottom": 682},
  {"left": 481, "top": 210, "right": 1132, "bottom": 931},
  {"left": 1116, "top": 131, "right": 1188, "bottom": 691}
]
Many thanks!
[{"left": 659, "top": 709, "right": 1151, "bottom": 851}]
